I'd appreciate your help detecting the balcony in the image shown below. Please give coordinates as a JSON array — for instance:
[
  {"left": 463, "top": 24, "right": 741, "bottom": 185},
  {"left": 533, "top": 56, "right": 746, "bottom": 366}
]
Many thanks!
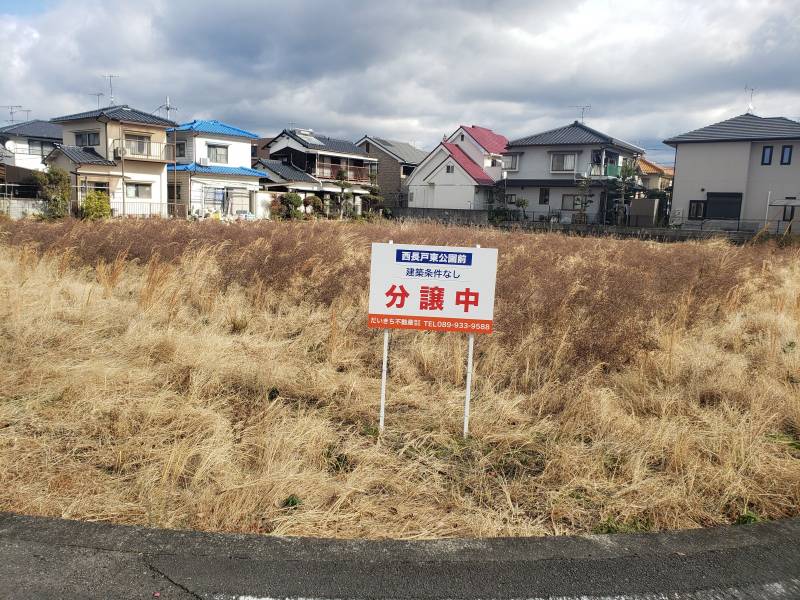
[
  {"left": 111, "top": 139, "right": 175, "bottom": 162},
  {"left": 588, "top": 164, "right": 622, "bottom": 177},
  {"left": 314, "top": 161, "right": 371, "bottom": 183}
]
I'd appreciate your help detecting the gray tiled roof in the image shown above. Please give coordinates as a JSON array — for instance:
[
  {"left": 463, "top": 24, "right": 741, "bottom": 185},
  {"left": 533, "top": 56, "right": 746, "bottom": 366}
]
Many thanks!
[
  {"left": 281, "top": 129, "right": 370, "bottom": 157},
  {"left": 664, "top": 113, "right": 800, "bottom": 145},
  {"left": 253, "top": 159, "right": 317, "bottom": 183},
  {"left": 52, "top": 145, "right": 116, "bottom": 166},
  {"left": 508, "top": 121, "right": 644, "bottom": 153},
  {"left": 368, "top": 137, "right": 428, "bottom": 164},
  {"left": 50, "top": 105, "right": 176, "bottom": 127},
  {"left": 0, "top": 119, "right": 63, "bottom": 140}
]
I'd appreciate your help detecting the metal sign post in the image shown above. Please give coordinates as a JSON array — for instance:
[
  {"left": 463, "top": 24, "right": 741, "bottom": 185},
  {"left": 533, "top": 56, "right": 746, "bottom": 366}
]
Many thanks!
[
  {"left": 463, "top": 244, "right": 480, "bottom": 439},
  {"left": 378, "top": 240, "right": 393, "bottom": 434}
]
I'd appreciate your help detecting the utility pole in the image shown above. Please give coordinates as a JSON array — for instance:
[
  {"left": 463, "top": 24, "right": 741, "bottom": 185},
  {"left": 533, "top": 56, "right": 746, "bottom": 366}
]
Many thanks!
[
  {"left": 88, "top": 92, "right": 104, "bottom": 108},
  {"left": 103, "top": 74, "right": 120, "bottom": 105},
  {"left": 570, "top": 105, "right": 591, "bottom": 123},
  {"left": 2, "top": 105, "right": 23, "bottom": 124}
]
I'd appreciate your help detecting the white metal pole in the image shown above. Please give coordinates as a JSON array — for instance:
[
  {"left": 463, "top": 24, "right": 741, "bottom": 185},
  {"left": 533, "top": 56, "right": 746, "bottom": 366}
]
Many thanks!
[
  {"left": 764, "top": 190, "right": 772, "bottom": 230},
  {"left": 379, "top": 239, "right": 393, "bottom": 434},
  {"left": 463, "top": 243, "right": 480, "bottom": 439},
  {"left": 463, "top": 333, "right": 475, "bottom": 438}
]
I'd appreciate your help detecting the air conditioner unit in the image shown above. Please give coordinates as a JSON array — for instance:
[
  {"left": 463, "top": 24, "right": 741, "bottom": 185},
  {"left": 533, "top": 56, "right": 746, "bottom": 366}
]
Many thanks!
[
  {"left": 113, "top": 147, "right": 125, "bottom": 159},
  {"left": 198, "top": 157, "right": 210, "bottom": 166}
]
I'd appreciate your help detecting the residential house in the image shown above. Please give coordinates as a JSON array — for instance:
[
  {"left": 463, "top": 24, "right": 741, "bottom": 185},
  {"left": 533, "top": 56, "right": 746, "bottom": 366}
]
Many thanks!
[
  {"left": 404, "top": 125, "right": 508, "bottom": 210},
  {"left": 167, "top": 119, "right": 268, "bottom": 218},
  {"left": 665, "top": 113, "right": 800, "bottom": 232},
  {"left": 502, "top": 121, "right": 643, "bottom": 224},
  {"left": 46, "top": 105, "right": 176, "bottom": 216},
  {"left": 267, "top": 129, "right": 378, "bottom": 213},
  {"left": 251, "top": 137, "right": 274, "bottom": 166},
  {"left": 637, "top": 157, "right": 673, "bottom": 192},
  {"left": 355, "top": 136, "right": 428, "bottom": 207},
  {"left": 0, "top": 120, "right": 63, "bottom": 171}
]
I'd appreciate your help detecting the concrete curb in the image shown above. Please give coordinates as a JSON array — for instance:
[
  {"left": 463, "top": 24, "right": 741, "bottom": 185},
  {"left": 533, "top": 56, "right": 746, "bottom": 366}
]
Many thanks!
[{"left": 1, "top": 512, "right": 799, "bottom": 599}]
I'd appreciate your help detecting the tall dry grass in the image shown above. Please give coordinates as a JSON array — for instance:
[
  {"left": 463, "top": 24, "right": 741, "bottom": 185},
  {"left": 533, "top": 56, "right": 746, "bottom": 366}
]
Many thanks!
[{"left": 0, "top": 219, "right": 798, "bottom": 538}]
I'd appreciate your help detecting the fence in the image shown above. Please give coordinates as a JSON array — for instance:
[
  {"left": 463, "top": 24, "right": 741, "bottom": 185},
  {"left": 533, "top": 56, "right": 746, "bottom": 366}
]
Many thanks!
[
  {"left": 392, "top": 207, "right": 490, "bottom": 225},
  {"left": 0, "top": 197, "right": 46, "bottom": 219}
]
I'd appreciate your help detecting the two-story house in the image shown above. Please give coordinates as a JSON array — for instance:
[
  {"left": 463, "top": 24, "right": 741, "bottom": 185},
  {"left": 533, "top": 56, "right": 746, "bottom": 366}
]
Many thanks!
[
  {"left": 637, "top": 157, "right": 673, "bottom": 192},
  {"left": 355, "top": 136, "right": 427, "bottom": 207},
  {"left": 665, "top": 113, "right": 800, "bottom": 233},
  {"left": 167, "top": 119, "right": 267, "bottom": 218},
  {"left": 0, "top": 120, "right": 63, "bottom": 172},
  {"left": 267, "top": 129, "right": 378, "bottom": 213},
  {"left": 502, "top": 121, "right": 643, "bottom": 224},
  {"left": 45, "top": 105, "right": 176, "bottom": 216},
  {"left": 404, "top": 125, "right": 508, "bottom": 210}
]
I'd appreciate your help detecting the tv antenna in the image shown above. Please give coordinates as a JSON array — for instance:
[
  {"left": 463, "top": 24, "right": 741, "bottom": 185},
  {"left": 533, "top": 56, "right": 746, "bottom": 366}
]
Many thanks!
[
  {"left": 2, "top": 105, "right": 23, "bottom": 123},
  {"left": 103, "top": 74, "right": 120, "bottom": 105},
  {"left": 155, "top": 95, "right": 178, "bottom": 120},
  {"left": 570, "top": 105, "right": 591, "bottom": 123},
  {"left": 21, "top": 109, "right": 32, "bottom": 121},
  {"left": 88, "top": 92, "right": 104, "bottom": 108},
  {"left": 745, "top": 85, "right": 756, "bottom": 113}
]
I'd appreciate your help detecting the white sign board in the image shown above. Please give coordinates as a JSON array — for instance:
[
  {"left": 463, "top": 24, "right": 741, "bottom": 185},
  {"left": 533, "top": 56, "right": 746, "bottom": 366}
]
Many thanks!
[{"left": 368, "top": 243, "right": 498, "bottom": 334}]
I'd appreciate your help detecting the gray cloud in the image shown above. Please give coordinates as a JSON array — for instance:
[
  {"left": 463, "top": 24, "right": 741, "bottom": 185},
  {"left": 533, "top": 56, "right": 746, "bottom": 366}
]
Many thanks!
[{"left": 1, "top": 0, "right": 800, "bottom": 165}]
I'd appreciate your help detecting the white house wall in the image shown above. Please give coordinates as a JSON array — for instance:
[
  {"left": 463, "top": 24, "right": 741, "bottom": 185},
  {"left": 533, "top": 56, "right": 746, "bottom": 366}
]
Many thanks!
[
  {"left": 745, "top": 141, "right": 800, "bottom": 222},
  {"left": 447, "top": 127, "right": 503, "bottom": 181},
  {"left": 2, "top": 135, "right": 51, "bottom": 171},
  {"left": 406, "top": 146, "right": 483, "bottom": 209},
  {"left": 194, "top": 134, "right": 252, "bottom": 168}
]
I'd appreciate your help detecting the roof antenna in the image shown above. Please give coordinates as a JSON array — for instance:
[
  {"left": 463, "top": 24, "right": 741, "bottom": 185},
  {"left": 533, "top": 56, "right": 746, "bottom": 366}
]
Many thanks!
[
  {"left": 103, "top": 74, "right": 119, "bottom": 105},
  {"left": 155, "top": 95, "right": 178, "bottom": 120},
  {"left": 745, "top": 85, "right": 756, "bottom": 114},
  {"left": 88, "top": 92, "right": 104, "bottom": 109},
  {"left": 570, "top": 105, "right": 591, "bottom": 123},
  {"left": 21, "top": 109, "right": 32, "bottom": 121},
  {"left": 1, "top": 105, "right": 22, "bottom": 123}
]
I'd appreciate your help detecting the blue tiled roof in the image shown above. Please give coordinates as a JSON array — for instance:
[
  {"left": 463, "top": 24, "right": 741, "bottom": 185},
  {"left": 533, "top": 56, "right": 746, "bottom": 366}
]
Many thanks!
[
  {"left": 168, "top": 120, "right": 259, "bottom": 139},
  {"left": 169, "top": 163, "right": 267, "bottom": 177}
]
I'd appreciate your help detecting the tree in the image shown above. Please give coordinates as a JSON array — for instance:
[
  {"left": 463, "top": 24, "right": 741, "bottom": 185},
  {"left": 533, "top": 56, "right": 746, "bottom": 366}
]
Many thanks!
[
  {"left": 361, "top": 175, "right": 384, "bottom": 215},
  {"left": 573, "top": 176, "right": 594, "bottom": 223},
  {"left": 82, "top": 190, "right": 111, "bottom": 220},
  {"left": 604, "top": 161, "right": 639, "bottom": 225},
  {"left": 333, "top": 169, "right": 352, "bottom": 219},
  {"left": 281, "top": 192, "right": 303, "bottom": 219},
  {"left": 514, "top": 195, "right": 529, "bottom": 219},
  {"left": 31, "top": 166, "right": 71, "bottom": 219}
]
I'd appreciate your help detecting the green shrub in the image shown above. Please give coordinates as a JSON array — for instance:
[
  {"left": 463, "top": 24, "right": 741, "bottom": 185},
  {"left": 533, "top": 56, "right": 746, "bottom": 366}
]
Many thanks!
[
  {"left": 82, "top": 190, "right": 112, "bottom": 220},
  {"left": 31, "top": 167, "right": 71, "bottom": 219}
]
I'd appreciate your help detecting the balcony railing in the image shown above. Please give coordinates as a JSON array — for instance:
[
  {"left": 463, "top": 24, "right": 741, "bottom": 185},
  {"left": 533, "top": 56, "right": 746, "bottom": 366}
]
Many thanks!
[
  {"left": 588, "top": 164, "right": 622, "bottom": 177},
  {"left": 111, "top": 139, "right": 175, "bottom": 161},
  {"left": 314, "top": 161, "right": 371, "bottom": 182}
]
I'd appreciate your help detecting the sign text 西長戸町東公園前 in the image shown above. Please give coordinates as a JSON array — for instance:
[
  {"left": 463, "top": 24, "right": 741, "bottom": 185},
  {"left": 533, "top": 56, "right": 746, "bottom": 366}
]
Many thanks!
[{"left": 367, "top": 243, "right": 498, "bottom": 334}]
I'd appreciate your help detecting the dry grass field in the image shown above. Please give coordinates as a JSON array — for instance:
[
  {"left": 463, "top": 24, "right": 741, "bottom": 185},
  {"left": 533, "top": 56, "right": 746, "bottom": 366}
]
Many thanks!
[{"left": 0, "top": 218, "right": 798, "bottom": 539}]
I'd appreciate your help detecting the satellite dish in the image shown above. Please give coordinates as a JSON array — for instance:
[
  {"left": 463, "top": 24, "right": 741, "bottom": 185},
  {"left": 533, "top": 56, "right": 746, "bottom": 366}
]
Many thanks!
[{"left": 5, "top": 140, "right": 15, "bottom": 152}]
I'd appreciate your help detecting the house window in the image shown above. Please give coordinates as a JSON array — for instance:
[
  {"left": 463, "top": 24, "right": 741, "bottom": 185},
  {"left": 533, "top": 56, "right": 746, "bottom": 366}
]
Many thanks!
[
  {"left": 401, "top": 164, "right": 414, "bottom": 177},
  {"left": 446, "top": 164, "right": 454, "bottom": 173},
  {"left": 780, "top": 145, "right": 793, "bottom": 165},
  {"left": 783, "top": 205, "right": 796, "bottom": 221},
  {"left": 208, "top": 144, "right": 228, "bottom": 163},
  {"left": 503, "top": 154, "right": 518, "bottom": 170},
  {"left": 365, "top": 142, "right": 371, "bottom": 153},
  {"left": 28, "top": 139, "right": 55, "bottom": 157},
  {"left": 125, "top": 134, "right": 151, "bottom": 155},
  {"left": 562, "top": 194, "right": 581, "bottom": 210},
  {"left": 75, "top": 131, "right": 100, "bottom": 146},
  {"left": 491, "top": 159, "right": 500, "bottom": 167},
  {"left": 168, "top": 184, "right": 181, "bottom": 201},
  {"left": 505, "top": 193, "right": 516, "bottom": 205},
  {"left": 409, "top": 192, "right": 414, "bottom": 204},
  {"left": 176, "top": 141, "right": 186, "bottom": 158},
  {"left": 551, "top": 153, "right": 576, "bottom": 172},
  {"left": 688, "top": 200, "right": 705, "bottom": 219},
  {"left": 705, "top": 193, "right": 742, "bottom": 219},
  {"left": 125, "top": 183, "right": 152, "bottom": 199},
  {"left": 761, "top": 145, "right": 773, "bottom": 165},
  {"left": 539, "top": 188, "right": 550, "bottom": 205},
  {"left": 460, "top": 134, "right": 465, "bottom": 141}
]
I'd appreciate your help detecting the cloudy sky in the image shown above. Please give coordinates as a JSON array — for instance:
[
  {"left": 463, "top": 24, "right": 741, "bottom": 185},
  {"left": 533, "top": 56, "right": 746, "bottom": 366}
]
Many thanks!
[{"left": 1, "top": 0, "right": 799, "bottom": 164}]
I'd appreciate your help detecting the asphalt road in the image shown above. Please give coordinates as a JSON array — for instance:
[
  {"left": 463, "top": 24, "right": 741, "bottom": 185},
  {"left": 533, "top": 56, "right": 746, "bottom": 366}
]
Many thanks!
[{"left": 1, "top": 512, "right": 798, "bottom": 599}]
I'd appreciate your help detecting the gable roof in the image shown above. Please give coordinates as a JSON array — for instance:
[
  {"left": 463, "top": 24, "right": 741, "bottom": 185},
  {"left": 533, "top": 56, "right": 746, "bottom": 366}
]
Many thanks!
[
  {"left": 508, "top": 121, "right": 644, "bottom": 153},
  {"left": 461, "top": 125, "right": 508, "bottom": 155},
  {"left": 0, "top": 119, "right": 62, "bottom": 141},
  {"left": 169, "top": 163, "right": 266, "bottom": 177},
  {"left": 440, "top": 142, "right": 494, "bottom": 185},
  {"left": 49, "top": 144, "right": 115, "bottom": 166},
  {"left": 252, "top": 158, "right": 318, "bottom": 183},
  {"left": 50, "top": 105, "right": 176, "bottom": 127},
  {"left": 168, "top": 119, "right": 259, "bottom": 139},
  {"left": 275, "top": 129, "right": 372, "bottom": 157},
  {"left": 664, "top": 113, "right": 800, "bottom": 145},
  {"left": 638, "top": 157, "right": 672, "bottom": 176},
  {"left": 360, "top": 136, "right": 427, "bottom": 164}
]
